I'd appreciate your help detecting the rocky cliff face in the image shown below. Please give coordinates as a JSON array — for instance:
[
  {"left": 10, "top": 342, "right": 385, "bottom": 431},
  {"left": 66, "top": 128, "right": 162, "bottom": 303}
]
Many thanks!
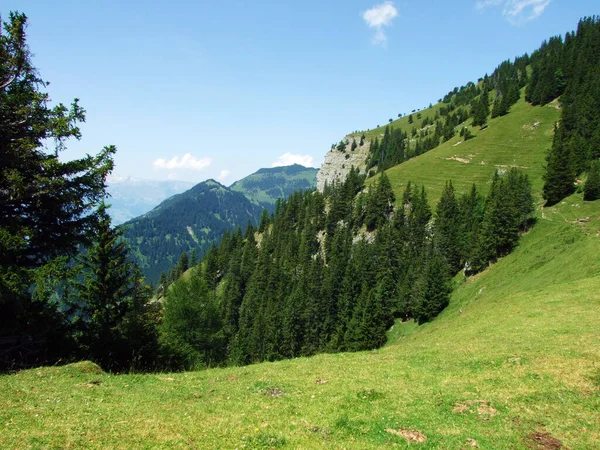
[{"left": 316, "top": 136, "right": 371, "bottom": 191}]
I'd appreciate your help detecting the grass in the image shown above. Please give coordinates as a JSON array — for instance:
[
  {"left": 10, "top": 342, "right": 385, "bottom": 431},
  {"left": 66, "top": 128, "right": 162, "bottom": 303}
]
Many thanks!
[
  {"left": 2, "top": 95, "right": 598, "bottom": 449},
  {"left": 371, "top": 96, "right": 560, "bottom": 206}
]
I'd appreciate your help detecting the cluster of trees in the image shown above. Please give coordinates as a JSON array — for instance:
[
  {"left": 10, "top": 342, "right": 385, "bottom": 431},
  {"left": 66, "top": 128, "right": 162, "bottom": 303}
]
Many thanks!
[
  {"left": 160, "top": 167, "right": 534, "bottom": 369},
  {"left": 531, "top": 17, "right": 600, "bottom": 204},
  {"left": 0, "top": 13, "right": 158, "bottom": 371},
  {"left": 368, "top": 105, "right": 471, "bottom": 175},
  {"left": 489, "top": 56, "right": 528, "bottom": 118}
]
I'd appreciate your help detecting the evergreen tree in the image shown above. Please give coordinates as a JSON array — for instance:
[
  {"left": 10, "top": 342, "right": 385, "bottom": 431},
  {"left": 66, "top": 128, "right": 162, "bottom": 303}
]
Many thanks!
[
  {"left": 412, "top": 249, "right": 451, "bottom": 324},
  {"left": 69, "top": 204, "right": 137, "bottom": 370},
  {"left": 472, "top": 87, "right": 490, "bottom": 128},
  {"left": 543, "top": 126, "right": 576, "bottom": 205},
  {"left": 435, "top": 181, "right": 462, "bottom": 274},
  {"left": 584, "top": 159, "right": 600, "bottom": 201},
  {"left": 120, "top": 267, "right": 161, "bottom": 371},
  {"left": 258, "top": 208, "right": 270, "bottom": 232},
  {"left": 0, "top": 12, "right": 114, "bottom": 368}
]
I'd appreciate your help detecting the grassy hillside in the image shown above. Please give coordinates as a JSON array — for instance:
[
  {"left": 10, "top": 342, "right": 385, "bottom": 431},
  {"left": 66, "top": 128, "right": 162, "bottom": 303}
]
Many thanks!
[
  {"left": 230, "top": 164, "right": 318, "bottom": 211},
  {"left": 1, "top": 194, "right": 598, "bottom": 449},
  {"left": 371, "top": 96, "right": 560, "bottom": 206}
]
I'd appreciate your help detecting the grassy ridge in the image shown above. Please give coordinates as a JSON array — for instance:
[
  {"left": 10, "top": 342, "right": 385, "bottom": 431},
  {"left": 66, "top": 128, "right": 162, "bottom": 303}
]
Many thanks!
[
  {"left": 1, "top": 199, "right": 598, "bottom": 448},
  {"left": 371, "top": 97, "right": 560, "bottom": 206}
]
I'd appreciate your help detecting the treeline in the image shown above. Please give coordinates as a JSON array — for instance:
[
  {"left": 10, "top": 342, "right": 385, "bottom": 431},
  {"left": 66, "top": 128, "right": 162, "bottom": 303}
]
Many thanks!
[
  {"left": 159, "top": 167, "right": 534, "bottom": 369},
  {"left": 367, "top": 53, "right": 528, "bottom": 175}
]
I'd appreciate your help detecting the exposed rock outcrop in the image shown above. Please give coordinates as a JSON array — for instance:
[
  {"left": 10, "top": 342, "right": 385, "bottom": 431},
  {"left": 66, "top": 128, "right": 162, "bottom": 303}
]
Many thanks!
[{"left": 316, "top": 136, "right": 371, "bottom": 191}]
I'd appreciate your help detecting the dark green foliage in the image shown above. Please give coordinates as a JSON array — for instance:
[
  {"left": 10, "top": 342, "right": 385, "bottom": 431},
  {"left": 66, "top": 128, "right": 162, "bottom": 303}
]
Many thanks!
[
  {"left": 470, "top": 170, "right": 534, "bottom": 273},
  {"left": 0, "top": 12, "right": 116, "bottom": 369},
  {"left": 543, "top": 126, "right": 576, "bottom": 205},
  {"left": 472, "top": 87, "right": 490, "bottom": 128},
  {"left": 412, "top": 249, "right": 451, "bottom": 325},
  {"left": 584, "top": 160, "right": 600, "bottom": 201},
  {"left": 365, "top": 172, "right": 395, "bottom": 231},
  {"left": 68, "top": 205, "right": 159, "bottom": 371},
  {"left": 154, "top": 165, "right": 533, "bottom": 369},
  {"left": 435, "top": 182, "right": 462, "bottom": 273},
  {"left": 123, "top": 180, "right": 263, "bottom": 284},
  {"left": 527, "top": 17, "right": 600, "bottom": 204}
]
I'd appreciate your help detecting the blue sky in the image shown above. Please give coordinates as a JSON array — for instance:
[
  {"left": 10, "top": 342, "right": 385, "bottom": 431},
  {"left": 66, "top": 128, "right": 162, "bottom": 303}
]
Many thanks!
[{"left": 4, "top": 0, "right": 597, "bottom": 184}]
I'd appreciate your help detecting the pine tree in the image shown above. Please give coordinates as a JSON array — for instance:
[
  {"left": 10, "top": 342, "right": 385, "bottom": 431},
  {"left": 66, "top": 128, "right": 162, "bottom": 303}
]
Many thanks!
[
  {"left": 69, "top": 204, "right": 137, "bottom": 370},
  {"left": 472, "top": 87, "right": 490, "bottom": 128},
  {"left": 543, "top": 127, "right": 576, "bottom": 205},
  {"left": 258, "top": 208, "right": 270, "bottom": 232},
  {"left": 412, "top": 249, "right": 451, "bottom": 324},
  {"left": 0, "top": 13, "right": 115, "bottom": 367},
  {"left": 435, "top": 181, "right": 462, "bottom": 274},
  {"left": 584, "top": 159, "right": 600, "bottom": 201}
]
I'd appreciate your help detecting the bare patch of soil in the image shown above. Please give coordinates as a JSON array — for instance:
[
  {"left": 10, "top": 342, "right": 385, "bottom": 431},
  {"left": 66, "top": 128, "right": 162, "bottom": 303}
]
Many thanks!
[
  {"left": 76, "top": 379, "right": 102, "bottom": 388},
  {"left": 466, "top": 437, "right": 479, "bottom": 447},
  {"left": 265, "top": 387, "right": 284, "bottom": 397},
  {"left": 385, "top": 428, "right": 427, "bottom": 443},
  {"left": 452, "top": 400, "right": 497, "bottom": 418},
  {"left": 527, "top": 431, "right": 564, "bottom": 449}
]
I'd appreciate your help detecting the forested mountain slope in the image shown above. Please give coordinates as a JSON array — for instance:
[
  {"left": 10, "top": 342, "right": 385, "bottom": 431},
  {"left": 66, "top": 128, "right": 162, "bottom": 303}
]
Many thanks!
[
  {"left": 123, "top": 179, "right": 263, "bottom": 284},
  {"left": 124, "top": 165, "right": 318, "bottom": 284}
]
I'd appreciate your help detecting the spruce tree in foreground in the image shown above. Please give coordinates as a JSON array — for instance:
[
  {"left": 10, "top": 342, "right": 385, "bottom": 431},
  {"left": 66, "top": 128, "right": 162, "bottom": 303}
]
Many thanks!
[
  {"left": 69, "top": 204, "right": 152, "bottom": 370},
  {"left": 0, "top": 12, "right": 115, "bottom": 368}
]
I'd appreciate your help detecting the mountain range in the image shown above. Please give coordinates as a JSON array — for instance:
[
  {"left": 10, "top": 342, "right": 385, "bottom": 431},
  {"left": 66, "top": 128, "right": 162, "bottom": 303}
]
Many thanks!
[{"left": 122, "top": 165, "right": 318, "bottom": 283}]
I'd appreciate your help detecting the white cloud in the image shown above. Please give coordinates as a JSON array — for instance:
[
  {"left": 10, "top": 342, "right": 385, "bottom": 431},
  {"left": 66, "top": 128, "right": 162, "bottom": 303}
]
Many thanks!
[
  {"left": 362, "top": 1, "right": 398, "bottom": 46},
  {"left": 272, "top": 153, "right": 315, "bottom": 168},
  {"left": 217, "top": 170, "right": 231, "bottom": 181},
  {"left": 476, "top": 0, "right": 551, "bottom": 25},
  {"left": 152, "top": 153, "right": 213, "bottom": 171}
]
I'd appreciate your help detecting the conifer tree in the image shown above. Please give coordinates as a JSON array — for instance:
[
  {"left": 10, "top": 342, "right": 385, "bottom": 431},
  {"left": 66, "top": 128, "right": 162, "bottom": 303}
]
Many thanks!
[
  {"left": 412, "top": 249, "right": 451, "bottom": 324},
  {"left": 258, "top": 208, "right": 270, "bottom": 232},
  {"left": 584, "top": 159, "right": 600, "bottom": 201},
  {"left": 1, "top": 12, "right": 115, "bottom": 366},
  {"left": 69, "top": 204, "right": 137, "bottom": 370},
  {"left": 435, "top": 181, "right": 462, "bottom": 273},
  {"left": 472, "top": 87, "right": 490, "bottom": 128},
  {"left": 543, "top": 127, "right": 576, "bottom": 205}
]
